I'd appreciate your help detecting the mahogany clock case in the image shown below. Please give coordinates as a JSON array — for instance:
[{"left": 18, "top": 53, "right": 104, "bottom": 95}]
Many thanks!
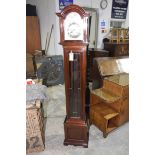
[
  {"left": 56, "top": 5, "right": 89, "bottom": 45},
  {"left": 56, "top": 5, "right": 89, "bottom": 147}
]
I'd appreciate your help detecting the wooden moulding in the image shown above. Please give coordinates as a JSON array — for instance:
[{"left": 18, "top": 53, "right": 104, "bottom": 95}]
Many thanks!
[
  {"left": 26, "top": 16, "right": 41, "bottom": 54},
  {"left": 26, "top": 100, "right": 45, "bottom": 153},
  {"left": 90, "top": 103, "right": 119, "bottom": 137},
  {"left": 90, "top": 73, "right": 129, "bottom": 137},
  {"left": 110, "top": 28, "right": 129, "bottom": 43},
  {"left": 104, "top": 73, "right": 129, "bottom": 97},
  {"left": 64, "top": 117, "right": 89, "bottom": 148},
  {"left": 91, "top": 88, "right": 121, "bottom": 103}
]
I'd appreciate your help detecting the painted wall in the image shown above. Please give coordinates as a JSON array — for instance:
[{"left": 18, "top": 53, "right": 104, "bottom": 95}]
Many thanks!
[
  {"left": 26, "top": 0, "right": 129, "bottom": 55},
  {"left": 72, "top": 0, "right": 129, "bottom": 48},
  {"left": 26, "top": 0, "right": 57, "bottom": 55}
]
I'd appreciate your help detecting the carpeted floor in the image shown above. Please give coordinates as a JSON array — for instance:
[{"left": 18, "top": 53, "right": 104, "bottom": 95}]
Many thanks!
[{"left": 28, "top": 84, "right": 129, "bottom": 155}]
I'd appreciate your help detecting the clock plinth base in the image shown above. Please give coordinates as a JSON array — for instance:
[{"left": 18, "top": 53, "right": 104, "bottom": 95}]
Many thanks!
[{"left": 63, "top": 117, "right": 89, "bottom": 148}]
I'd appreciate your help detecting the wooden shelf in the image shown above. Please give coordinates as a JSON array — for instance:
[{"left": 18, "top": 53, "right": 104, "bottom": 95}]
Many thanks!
[
  {"left": 107, "top": 121, "right": 117, "bottom": 133},
  {"left": 90, "top": 103, "right": 119, "bottom": 134},
  {"left": 91, "top": 88, "right": 121, "bottom": 103}
]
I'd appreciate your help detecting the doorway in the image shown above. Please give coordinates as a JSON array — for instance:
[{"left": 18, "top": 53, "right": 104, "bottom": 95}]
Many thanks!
[{"left": 83, "top": 7, "right": 99, "bottom": 49}]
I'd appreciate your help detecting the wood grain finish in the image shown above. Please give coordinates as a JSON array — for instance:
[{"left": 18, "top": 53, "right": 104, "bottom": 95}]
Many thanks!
[
  {"left": 87, "top": 48, "right": 109, "bottom": 82},
  {"left": 90, "top": 73, "right": 129, "bottom": 138},
  {"left": 56, "top": 5, "right": 89, "bottom": 147},
  {"left": 26, "top": 16, "right": 41, "bottom": 54},
  {"left": 104, "top": 42, "right": 129, "bottom": 57},
  {"left": 64, "top": 117, "right": 88, "bottom": 147},
  {"left": 56, "top": 5, "right": 89, "bottom": 45},
  {"left": 63, "top": 46, "right": 87, "bottom": 120},
  {"left": 26, "top": 53, "right": 35, "bottom": 74},
  {"left": 92, "top": 57, "right": 129, "bottom": 90}
]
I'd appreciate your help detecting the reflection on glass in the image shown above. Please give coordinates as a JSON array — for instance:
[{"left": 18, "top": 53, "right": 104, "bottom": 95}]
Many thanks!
[{"left": 69, "top": 52, "right": 81, "bottom": 117}]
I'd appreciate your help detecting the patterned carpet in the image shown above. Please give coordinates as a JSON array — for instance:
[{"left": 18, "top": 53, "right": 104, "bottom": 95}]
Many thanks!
[{"left": 28, "top": 85, "right": 129, "bottom": 155}]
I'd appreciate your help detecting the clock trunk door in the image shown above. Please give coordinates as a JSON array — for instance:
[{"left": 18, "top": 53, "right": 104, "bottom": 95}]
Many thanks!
[
  {"left": 64, "top": 48, "right": 86, "bottom": 120},
  {"left": 69, "top": 52, "right": 81, "bottom": 118}
]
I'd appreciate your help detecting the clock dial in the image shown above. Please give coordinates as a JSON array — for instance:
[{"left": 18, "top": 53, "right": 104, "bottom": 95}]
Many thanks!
[
  {"left": 67, "top": 22, "right": 81, "bottom": 38},
  {"left": 64, "top": 12, "right": 83, "bottom": 40},
  {"left": 100, "top": 0, "right": 108, "bottom": 9}
]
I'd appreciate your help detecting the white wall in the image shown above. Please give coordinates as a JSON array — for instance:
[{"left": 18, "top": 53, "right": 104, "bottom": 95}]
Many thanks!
[
  {"left": 55, "top": 0, "right": 129, "bottom": 49},
  {"left": 27, "top": 0, "right": 129, "bottom": 55},
  {"left": 26, "top": 0, "right": 57, "bottom": 55}
]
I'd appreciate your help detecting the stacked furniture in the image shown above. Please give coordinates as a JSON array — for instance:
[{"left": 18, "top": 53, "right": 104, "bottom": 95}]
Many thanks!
[
  {"left": 26, "top": 16, "right": 41, "bottom": 54},
  {"left": 90, "top": 73, "right": 129, "bottom": 137},
  {"left": 87, "top": 48, "right": 109, "bottom": 82},
  {"left": 26, "top": 100, "right": 45, "bottom": 153},
  {"left": 26, "top": 52, "right": 35, "bottom": 76},
  {"left": 90, "top": 57, "right": 129, "bottom": 138},
  {"left": 104, "top": 42, "right": 129, "bottom": 57},
  {"left": 26, "top": 4, "right": 41, "bottom": 54},
  {"left": 85, "top": 49, "right": 109, "bottom": 111},
  {"left": 26, "top": 4, "right": 42, "bottom": 78},
  {"left": 92, "top": 56, "right": 128, "bottom": 90},
  {"left": 26, "top": 79, "right": 46, "bottom": 153},
  {"left": 110, "top": 28, "right": 129, "bottom": 43},
  {"left": 103, "top": 28, "right": 129, "bottom": 57}
]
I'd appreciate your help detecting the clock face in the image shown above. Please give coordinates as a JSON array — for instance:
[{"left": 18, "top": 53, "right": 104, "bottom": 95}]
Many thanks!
[
  {"left": 64, "top": 12, "right": 83, "bottom": 40},
  {"left": 100, "top": 0, "right": 108, "bottom": 9},
  {"left": 67, "top": 22, "right": 81, "bottom": 38}
]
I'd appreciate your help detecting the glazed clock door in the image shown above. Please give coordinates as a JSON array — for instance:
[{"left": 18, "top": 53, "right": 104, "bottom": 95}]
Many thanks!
[
  {"left": 64, "top": 48, "right": 86, "bottom": 120},
  {"left": 69, "top": 52, "right": 81, "bottom": 117}
]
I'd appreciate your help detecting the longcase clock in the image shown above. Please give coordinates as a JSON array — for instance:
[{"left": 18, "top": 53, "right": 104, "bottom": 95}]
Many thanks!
[{"left": 56, "top": 5, "right": 89, "bottom": 147}]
